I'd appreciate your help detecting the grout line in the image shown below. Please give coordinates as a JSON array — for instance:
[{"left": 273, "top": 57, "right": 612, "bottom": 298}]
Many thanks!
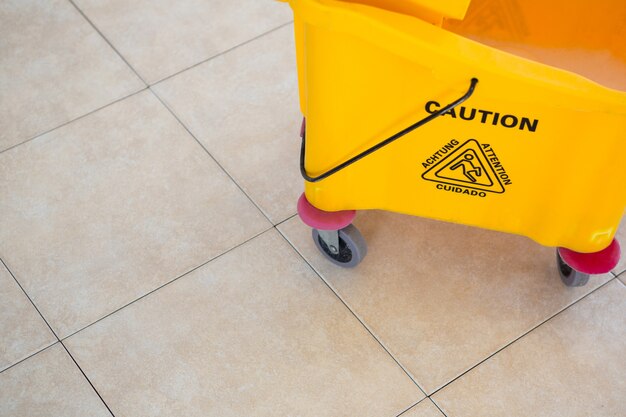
[
  {"left": 0, "top": 88, "right": 148, "bottom": 155},
  {"left": 74, "top": 0, "right": 292, "bottom": 87},
  {"left": 0, "top": 342, "right": 59, "bottom": 375},
  {"left": 60, "top": 342, "right": 116, "bottom": 417},
  {"left": 4, "top": 267, "right": 114, "bottom": 417},
  {"left": 394, "top": 398, "right": 428, "bottom": 417},
  {"left": 274, "top": 227, "right": 428, "bottom": 397},
  {"left": 148, "top": 88, "right": 275, "bottom": 225},
  {"left": 0, "top": 258, "right": 60, "bottom": 340},
  {"left": 428, "top": 397, "right": 449, "bottom": 417},
  {"left": 274, "top": 213, "right": 298, "bottom": 228},
  {"left": 152, "top": 21, "right": 294, "bottom": 86},
  {"left": 0, "top": 258, "right": 61, "bottom": 375},
  {"left": 68, "top": 0, "right": 148, "bottom": 86},
  {"left": 62, "top": 225, "right": 273, "bottom": 341},
  {"left": 428, "top": 276, "right": 618, "bottom": 397},
  {"left": 0, "top": 18, "right": 292, "bottom": 156}
]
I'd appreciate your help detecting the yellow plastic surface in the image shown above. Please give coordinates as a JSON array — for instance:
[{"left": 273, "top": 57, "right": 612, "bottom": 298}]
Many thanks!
[
  {"left": 331, "top": 0, "right": 471, "bottom": 24},
  {"left": 286, "top": 0, "right": 626, "bottom": 252}
]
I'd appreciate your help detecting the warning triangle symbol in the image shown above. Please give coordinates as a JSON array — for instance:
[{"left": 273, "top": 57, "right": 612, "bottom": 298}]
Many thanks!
[{"left": 422, "top": 139, "right": 505, "bottom": 193}]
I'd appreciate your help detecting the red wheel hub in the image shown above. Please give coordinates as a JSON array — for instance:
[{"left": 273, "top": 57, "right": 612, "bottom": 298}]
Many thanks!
[
  {"left": 558, "top": 239, "right": 621, "bottom": 274},
  {"left": 297, "top": 193, "right": 356, "bottom": 231}
]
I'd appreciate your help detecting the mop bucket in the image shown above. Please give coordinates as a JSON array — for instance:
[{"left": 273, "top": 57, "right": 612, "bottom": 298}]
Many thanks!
[{"left": 282, "top": 0, "right": 626, "bottom": 285}]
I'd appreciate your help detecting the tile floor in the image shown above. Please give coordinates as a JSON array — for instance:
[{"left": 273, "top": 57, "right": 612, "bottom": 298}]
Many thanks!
[{"left": 1, "top": 1, "right": 624, "bottom": 417}]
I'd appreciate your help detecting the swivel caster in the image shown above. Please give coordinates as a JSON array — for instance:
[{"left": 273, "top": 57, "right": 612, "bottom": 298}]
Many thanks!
[
  {"left": 312, "top": 225, "right": 367, "bottom": 268},
  {"left": 556, "top": 250, "right": 589, "bottom": 287},
  {"left": 556, "top": 239, "right": 620, "bottom": 287},
  {"left": 297, "top": 193, "right": 367, "bottom": 267}
]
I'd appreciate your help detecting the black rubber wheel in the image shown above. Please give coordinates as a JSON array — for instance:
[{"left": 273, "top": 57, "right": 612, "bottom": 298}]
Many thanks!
[
  {"left": 556, "top": 250, "right": 590, "bottom": 287},
  {"left": 312, "top": 225, "right": 367, "bottom": 268}
]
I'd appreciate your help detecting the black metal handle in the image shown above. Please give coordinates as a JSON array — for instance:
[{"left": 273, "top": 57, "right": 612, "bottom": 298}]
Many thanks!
[{"left": 300, "top": 77, "right": 479, "bottom": 183}]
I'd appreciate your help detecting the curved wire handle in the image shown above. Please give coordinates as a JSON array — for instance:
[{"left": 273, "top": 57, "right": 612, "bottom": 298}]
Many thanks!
[{"left": 300, "top": 77, "right": 479, "bottom": 183}]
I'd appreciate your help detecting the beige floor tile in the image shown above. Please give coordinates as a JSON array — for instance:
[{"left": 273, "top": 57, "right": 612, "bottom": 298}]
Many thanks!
[
  {"left": 65, "top": 230, "right": 422, "bottom": 417},
  {"left": 613, "top": 215, "right": 625, "bottom": 276},
  {"left": 278, "top": 211, "right": 612, "bottom": 393},
  {"left": 0, "top": 344, "right": 111, "bottom": 417},
  {"left": 0, "top": 0, "right": 143, "bottom": 152},
  {"left": 433, "top": 280, "right": 626, "bottom": 417},
  {"left": 0, "top": 263, "right": 56, "bottom": 371},
  {"left": 401, "top": 399, "right": 444, "bottom": 417},
  {"left": 0, "top": 91, "right": 270, "bottom": 338},
  {"left": 73, "top": 0, "right": 293, "bottom": 84},
  {"left": 154, "top": 25, "right": 301, "bottom": 224}
]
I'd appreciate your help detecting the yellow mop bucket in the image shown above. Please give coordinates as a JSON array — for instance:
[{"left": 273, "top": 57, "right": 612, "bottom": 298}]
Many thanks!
[{"left": 283, "top": 0, "right": 626, "bottom": 285}]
